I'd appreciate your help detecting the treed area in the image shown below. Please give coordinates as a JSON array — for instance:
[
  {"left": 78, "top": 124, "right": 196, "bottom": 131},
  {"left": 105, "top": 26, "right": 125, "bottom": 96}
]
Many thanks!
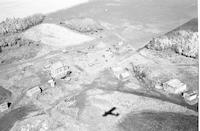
[
  {"left": 0, "top": 14, "right": 45, "bottom": 52},
  {"left": 0, "top": 14, "right": 45, "bottom": 36},
  {"left": 146, "top": 18, "right": 198, "bottom": 58}
]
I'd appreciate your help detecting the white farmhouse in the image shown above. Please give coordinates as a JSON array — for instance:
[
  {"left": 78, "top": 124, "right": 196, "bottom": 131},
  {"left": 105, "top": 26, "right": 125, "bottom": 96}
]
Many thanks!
[
  {"left": 50, "top": 61, "right": 69, "bottom": 79},
  {"left": 163, "top": 79, "right": 187, "bottom": 94}
]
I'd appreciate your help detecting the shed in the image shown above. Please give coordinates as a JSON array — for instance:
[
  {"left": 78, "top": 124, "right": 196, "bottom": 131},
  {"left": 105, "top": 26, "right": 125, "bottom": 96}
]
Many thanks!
[
  {"left": 118, "top": 41, "right": 124, "bottom": 46},
  {"left": 183, "top": 91, "right": 198, "bottom": 105},
  {"left": 26, "top": 86, "right": 42, "bottom": 97},
  {"left": 43, "top": 64, "right": 51, "bottom": 70},
  {"left": 0, "top": 102, "right": 9, "bottom": 112},
  {"left": 119, "top": 71, "right": 130, "bottom": 81},
  {"left": 163, "top": 79, "right": 187, "bottom": 94},
  {"left": 110, "top": 66, "right": 130, "bottom": 81},
  {"left": 155, "top": 84, "right": 163, "bottom": 89},
  {"left": 48, "top": 79, "right": 56, "bottom": 87},
  {"left": 110, "top": 66, "right": 123, "bottom": 79}
]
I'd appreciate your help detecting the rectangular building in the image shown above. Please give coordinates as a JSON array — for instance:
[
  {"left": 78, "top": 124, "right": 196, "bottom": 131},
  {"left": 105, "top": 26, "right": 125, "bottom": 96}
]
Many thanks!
[
  {"left": 0, "top": 102, "right": 9, "bottom": 112},
  {"left": 50, "top": 61, "right": 69, "bottom": 79},
  {"left": 26, "top": 86, "right": 41, "bottom": 97},
  {"left": 163, "top": 79, "right": 187, "bottom": 94}
]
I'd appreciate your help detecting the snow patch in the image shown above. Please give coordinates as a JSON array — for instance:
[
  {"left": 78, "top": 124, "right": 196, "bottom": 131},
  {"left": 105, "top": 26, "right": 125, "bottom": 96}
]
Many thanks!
[{"left": 23, "top": 23, "right": 94, "bottom": 47}]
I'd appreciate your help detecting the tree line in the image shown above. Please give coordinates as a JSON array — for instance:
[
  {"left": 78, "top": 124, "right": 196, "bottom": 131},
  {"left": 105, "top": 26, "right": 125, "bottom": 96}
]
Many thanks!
[{"left": 0, "top": 14, "right": 45, "bottom": 35}]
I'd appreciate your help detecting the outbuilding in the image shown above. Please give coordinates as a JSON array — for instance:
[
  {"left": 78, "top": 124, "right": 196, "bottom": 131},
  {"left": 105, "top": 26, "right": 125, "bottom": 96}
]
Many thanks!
[
  {"left": 155, "top": 84, "right": 163, "bottom": 89},
  {"left": 183, "top": 91, "right": 198, "bottom": 105},
  {"left": 48, "top": 79, "right": 56, "bottom": 87},
  {"left": 110, "top": 66, "right": 130, "bottom": 81},
  {"left": 163, "top": 79, "right": 187, "bottom": 94},
  {"left": 119, "top": 71, "right": 130, "bottom": 81},
  {"left": 26, "top": 86, "right": 42, "bottom": 97},
  {"left": 110, "top": 66, "right": 123, "bottom": 79},
  {"left": 0, "top": 102, "right": 11, "bottom": 112}
]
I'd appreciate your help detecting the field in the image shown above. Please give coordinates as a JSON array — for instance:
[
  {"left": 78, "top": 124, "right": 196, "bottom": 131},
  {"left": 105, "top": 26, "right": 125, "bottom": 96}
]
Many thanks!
[{"left": 0, "top": 0, "right": 198, "bottom": 131}]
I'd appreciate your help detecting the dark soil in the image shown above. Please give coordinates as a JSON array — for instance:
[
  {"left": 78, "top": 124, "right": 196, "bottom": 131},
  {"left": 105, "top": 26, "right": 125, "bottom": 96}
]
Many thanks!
[
  {"left": 118, "top": 111, "right": 198, "bottom": 131},
  {"left": 0, "top": 105, "right": 37, "bottom": 131}
]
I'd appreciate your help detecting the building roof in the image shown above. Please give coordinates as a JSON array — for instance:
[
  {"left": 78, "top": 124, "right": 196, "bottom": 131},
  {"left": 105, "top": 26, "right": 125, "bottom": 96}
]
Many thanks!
[
  {"left": 183, "top": 91, "right": 198, "bottom": 96},
  {"left": 26, "top": 86, "right": 41, "bottom": 97},
  {"left": 0, "top": 102, "right": 9, "bottom": 112},
  {"left": 51, "top": 61, "right": 65, "bottom": 71},
  {"left": 111, "top": 66, "right": 123, "bottom": 72},
  {"left": 120, "top": 71, "right": 130, "bottom": 78},
  {"left": 164, "top": 79, "right": 185, "bottom": 88}
]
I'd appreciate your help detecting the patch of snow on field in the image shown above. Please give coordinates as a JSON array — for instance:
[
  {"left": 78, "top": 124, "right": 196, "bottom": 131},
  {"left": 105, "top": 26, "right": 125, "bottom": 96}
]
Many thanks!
[{"left": 23, "top": 23, "right": 94, "bottom": 47}]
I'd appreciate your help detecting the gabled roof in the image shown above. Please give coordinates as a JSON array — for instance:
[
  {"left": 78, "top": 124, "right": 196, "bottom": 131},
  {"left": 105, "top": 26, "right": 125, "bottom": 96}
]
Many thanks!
[
  {"left": 164, "top": 79, "right": 185, "bottom": 88},
  {"left": 51, "top": 61, "right": 65, "bottom": 70},
  {"left": 111, "top": 66, "right": 123, "bottom": 72}
]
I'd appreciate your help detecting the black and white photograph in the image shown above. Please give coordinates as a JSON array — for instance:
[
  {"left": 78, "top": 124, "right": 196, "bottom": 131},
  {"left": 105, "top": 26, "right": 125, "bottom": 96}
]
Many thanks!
[{"left": 0, "top": 0, "right": 198, "bottom": 131}]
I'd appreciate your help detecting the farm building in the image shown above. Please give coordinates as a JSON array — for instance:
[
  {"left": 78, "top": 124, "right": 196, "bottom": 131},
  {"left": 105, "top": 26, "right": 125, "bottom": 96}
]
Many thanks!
[
  {"left": 0, "top": 102, "right": 11, "bottom": 112},
  {"left": 163, "top": 79, "right": 187, "bottom": 94},
  {"left": 118, "top": 41, "right": 124, "bottom": 46},
  {"left": 155, "top": 84, "right": 163, "bottom": 89},
  {"left": 183, "top": 91, "right": 198, "bottom": 105},
  {"left": 119, "top": 71, "right": 130, "bottom": 81},
  {"left": 43, "top": 64, "right": 51, "bottom": 71},
  {"left": 26, "top": 86, "right": 42, "bottom": 97},
  {"left": 50, "top": 61, "right": 69, "bottom": 79},
  {"left": 111, "top": 66, "right": 123, "bottom": 79},
  {"left": 48, "top": 79, "right": 56, "bottom": 87},
  {"left": 110, "top": 66, "right": 130, "bottom": 81}
]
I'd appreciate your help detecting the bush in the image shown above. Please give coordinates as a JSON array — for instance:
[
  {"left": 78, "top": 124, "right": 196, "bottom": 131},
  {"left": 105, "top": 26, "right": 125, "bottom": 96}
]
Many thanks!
[
  {"left": 61, "top": 17, "right": 104, "bottom": 33},
  {"left": 0, "top": 14, "right": 45, "bottom": 35},
  {"left": 0, "top": 34, "right": 37, "bottom": 51}
]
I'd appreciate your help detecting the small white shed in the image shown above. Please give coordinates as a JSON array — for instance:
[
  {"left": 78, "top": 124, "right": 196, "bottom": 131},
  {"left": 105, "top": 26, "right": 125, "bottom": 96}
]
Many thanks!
[
  {"left": 0, "top": 102, "right": 9, "bottom": 112},
  {"left": 111, "top": 66, "right": 130, "bottom": 81},
  {"left": 48, "top": 79, "right": 56, "bottom": 87},
  {"left": 119, "top": 71, "right": 130, "bottom": 81},
  {"left": 183, "top": 91, "right": 198, "bottom": 105},
  {"left": 26, "top": 86, "right": 41, "bottom": 97},
  {"left": 110, "top": 66, "right": 123, "bottom": 79}
]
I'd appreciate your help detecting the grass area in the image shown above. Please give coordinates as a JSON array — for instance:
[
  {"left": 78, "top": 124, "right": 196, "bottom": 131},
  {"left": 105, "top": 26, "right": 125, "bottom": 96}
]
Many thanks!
[
  {"left": 0, "top": 44, "right": 41, "bottom": 64},
  {"left": 0, "top": 86, "right": 12, "bottom": 104},
  {"left": 118, "top": 111, "right": 198, "bottom": 131}
]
